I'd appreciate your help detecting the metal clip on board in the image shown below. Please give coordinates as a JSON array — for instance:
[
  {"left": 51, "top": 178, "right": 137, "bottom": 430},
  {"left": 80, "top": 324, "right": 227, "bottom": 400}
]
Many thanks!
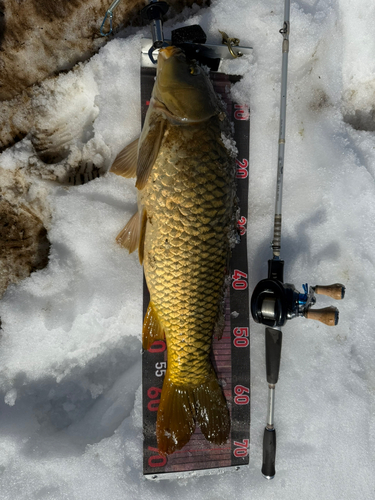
[{"left": 141, "top": 1, "right": 170, "bottom": 64}]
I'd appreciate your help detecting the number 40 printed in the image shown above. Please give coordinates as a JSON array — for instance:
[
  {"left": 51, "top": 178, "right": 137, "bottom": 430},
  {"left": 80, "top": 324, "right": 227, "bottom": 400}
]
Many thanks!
[{"left": 232, "top": 269, "right": 248, "bottom": 290}]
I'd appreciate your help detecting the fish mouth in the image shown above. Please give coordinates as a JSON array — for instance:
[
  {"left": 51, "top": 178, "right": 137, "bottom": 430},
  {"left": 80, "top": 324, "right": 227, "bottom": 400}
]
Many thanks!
[{"left": 159, "top": 46, "right": 183, "bottom": 59}]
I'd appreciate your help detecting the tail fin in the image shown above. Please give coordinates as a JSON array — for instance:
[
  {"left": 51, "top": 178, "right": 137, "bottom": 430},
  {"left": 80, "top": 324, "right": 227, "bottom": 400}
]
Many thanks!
[
  {"left": 194, "top": 370, "right": 231, "bottom": 446},
  {"left": 156, "top": 374, "right": 196, "bottom": 455},
  {"left": 156, "top": 368, "right": 230, "bottom": 455}
]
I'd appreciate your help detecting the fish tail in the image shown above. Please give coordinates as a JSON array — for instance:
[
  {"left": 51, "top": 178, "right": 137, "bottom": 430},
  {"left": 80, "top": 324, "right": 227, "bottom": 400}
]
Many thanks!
[
  {"left": 194, "top": 368, "right": 231, "bottom": 446},
  {"left": 156, "top": 373, "right": 196, "bottom": 455},
  {"left": 156, "top": 368, "right": 230, "bottom": 455}
]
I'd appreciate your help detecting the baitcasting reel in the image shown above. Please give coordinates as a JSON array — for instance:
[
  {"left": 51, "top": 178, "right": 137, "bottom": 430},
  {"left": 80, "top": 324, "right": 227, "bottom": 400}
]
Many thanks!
[
  {"left": 251, "top": 259, "right": 345, "bottom": 328},
  {"left": 251, "top": 257, "right": 345, "bottom": 480}
]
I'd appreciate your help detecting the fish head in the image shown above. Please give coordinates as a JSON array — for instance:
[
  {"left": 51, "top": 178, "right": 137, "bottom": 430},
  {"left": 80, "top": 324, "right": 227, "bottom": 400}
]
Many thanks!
[{"left": 154, "top": 46, "right": 218, "bottom": 123}]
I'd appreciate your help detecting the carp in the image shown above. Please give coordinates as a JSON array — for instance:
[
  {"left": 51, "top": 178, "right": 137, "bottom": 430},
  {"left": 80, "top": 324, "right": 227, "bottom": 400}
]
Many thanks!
[{"left": 111, "top": 45, "right": 237, "bottom": 455}]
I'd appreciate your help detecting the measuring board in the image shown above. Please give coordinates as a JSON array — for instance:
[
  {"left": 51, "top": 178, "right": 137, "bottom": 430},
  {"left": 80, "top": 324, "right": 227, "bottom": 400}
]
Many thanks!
[{"left": 141, "top": 39, "right": 251, "bottom": 479}]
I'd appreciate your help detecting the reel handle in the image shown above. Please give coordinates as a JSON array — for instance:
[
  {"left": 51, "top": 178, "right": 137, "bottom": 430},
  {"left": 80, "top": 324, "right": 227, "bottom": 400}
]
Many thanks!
[
  {"left": 304, "top": 306, "right": 339, "bottom": 326},
  {"left": 313, "top": 283, "right": 345, "bottom": 300}
]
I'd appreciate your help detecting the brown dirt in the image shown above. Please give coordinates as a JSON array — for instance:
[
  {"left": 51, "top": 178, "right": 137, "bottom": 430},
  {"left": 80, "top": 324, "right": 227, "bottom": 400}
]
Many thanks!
[
  {"left": 0, "top": 199, "right": 50, "bottom": 297},
  {"left": 0, "top": 168, "right": 51, "bottom": 297},
  {"left": 0, "top": 0, "right": 208, "bottom": 101}
]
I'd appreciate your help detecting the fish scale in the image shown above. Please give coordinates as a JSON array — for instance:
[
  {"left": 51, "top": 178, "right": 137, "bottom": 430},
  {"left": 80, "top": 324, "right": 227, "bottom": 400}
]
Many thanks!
[{"left": 140, "top": 117, "right": 235, "bottom": 386}]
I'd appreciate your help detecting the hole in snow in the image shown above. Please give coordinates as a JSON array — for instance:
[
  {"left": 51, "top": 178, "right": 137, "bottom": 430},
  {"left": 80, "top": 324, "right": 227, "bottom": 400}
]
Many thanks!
[{"left": 343, "top": 108, "right": 375, "bottom": 132}]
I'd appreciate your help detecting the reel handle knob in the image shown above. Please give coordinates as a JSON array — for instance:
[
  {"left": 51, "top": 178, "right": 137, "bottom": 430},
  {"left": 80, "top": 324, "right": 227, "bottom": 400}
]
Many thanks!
[
  {"left": 304, "top": 306, "right": 339, "bottom": 326},
  {"left": 313, "top": 283, "right": 345, "bottom": 300}
]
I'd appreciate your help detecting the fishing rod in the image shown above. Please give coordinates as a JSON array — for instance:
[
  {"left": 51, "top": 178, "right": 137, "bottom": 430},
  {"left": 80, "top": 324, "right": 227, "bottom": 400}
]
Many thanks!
[{"left": 250, "top": 0, "right": 345, "bottom": 479}]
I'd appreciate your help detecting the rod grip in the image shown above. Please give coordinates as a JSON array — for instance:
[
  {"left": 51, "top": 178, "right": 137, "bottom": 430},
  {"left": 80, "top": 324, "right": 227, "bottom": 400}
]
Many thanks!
[
  {"left": 262, "top": 428, "right": 276, "bottom": 479},
  {"left": 304, "top": 306, "right": 339, "bottom": 326},
  {"left": 314, "top": 283, "right": 345, "bottom": 300},
  {"left": 265, "top": 328, "right": 282, "bottom": 384}
]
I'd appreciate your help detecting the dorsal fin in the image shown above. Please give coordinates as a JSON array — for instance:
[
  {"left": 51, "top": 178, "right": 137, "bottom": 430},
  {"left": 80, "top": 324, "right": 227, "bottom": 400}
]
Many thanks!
[
  {"left": 115, "top": 211, "right": 140, "bottom": 253},
  {"left": 115, "top": 206, "right": 148, "bottom": 258}
]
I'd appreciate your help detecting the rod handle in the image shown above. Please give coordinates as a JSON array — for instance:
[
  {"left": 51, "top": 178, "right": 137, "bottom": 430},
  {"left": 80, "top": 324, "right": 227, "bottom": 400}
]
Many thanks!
[
  {"left": 304, "top": 306, "right": 339, "bottom": 326},
  {"left": 262, "top": 428, "right": 276, "bottom": 479},
  {"left": 265, "top": 328, "right": 282, "bottom": 384},
  {"left": 314, "top": 283, "right": 345, "bottom": 300}
]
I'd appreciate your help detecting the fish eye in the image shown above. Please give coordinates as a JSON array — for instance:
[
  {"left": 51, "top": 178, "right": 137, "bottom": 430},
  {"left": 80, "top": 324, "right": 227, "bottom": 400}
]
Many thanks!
[{"left": 189, "top": 64, "right": 201, "bottom": 75}]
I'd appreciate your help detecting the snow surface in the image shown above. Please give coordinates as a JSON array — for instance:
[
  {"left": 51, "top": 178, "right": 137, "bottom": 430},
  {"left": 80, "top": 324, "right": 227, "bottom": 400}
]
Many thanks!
[{"left": 0, "top": 0, "right": 375, "bottom": 498}]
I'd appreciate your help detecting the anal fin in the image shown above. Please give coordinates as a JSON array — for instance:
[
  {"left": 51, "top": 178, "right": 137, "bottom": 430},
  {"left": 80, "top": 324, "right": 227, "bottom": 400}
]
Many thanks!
[{"left": 142, "top": 302, "right": 165, "bottom": 350}]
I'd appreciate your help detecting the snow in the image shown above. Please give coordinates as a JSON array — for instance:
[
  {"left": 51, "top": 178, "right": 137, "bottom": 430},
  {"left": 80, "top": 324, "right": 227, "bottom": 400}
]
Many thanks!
[{"left": 0, "top": 0, "right": 374, "bottom": 498}]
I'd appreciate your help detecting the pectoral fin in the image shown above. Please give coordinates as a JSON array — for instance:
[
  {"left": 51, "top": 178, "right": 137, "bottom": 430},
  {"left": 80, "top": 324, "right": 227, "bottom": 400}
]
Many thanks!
[
  {"left": 138, "top": 209, "right": 147, "bottom": 265},
  {"left": 110, "top": 138, "right": 139, "bottom": 178},
  {"left": 136, "top": 118, "right": 166, "bottom": 190}
]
